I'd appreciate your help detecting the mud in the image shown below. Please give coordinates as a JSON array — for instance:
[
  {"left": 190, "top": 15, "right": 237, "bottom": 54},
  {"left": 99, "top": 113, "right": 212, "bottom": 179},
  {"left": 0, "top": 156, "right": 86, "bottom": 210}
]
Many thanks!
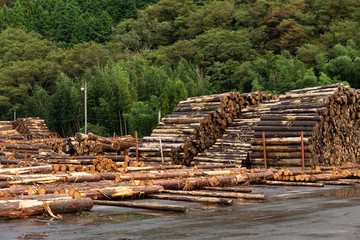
[{"left": 1, "top": 185, "right": 359, "bottom": 240}]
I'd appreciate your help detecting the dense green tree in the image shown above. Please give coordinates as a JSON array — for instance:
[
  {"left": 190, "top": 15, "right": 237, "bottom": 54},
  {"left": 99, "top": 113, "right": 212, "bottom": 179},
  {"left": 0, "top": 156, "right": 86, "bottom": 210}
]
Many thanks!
[
  {"left": 296, "top": 43, "right": 327, "bottom": 68},
  {"left": 180, "top": 0, "right": 237, "bottom": 39},
  {"left": 0, "top": 0, "right": 160, "bottom": 45},
  {"left": 158, "top": 78, "right": 188, "bottom": 115},
  {"left": 322, "top": 43, "right": 360, "bottom": 88},
  {"left": 125, "top": 99, "right": 158, "bottom": 138},
  {"left": 59, "top": 41, "right": 111, "bottom": 78},
  {"left": 193, "top": 29, "right": 258, "bottom": 68},
  {"left": 47, "top": 73, "right": 82, "bottom": 136},
  {"left": 19, "top": 86, "right": 50, "bottom": 120},
  {"left": 0, "top": 28, "right": 56, "bottom": 117},
  {"left": 322, "top": 20, "right": 360, "bottom": 47},
  {"left": 112, "top": 12, "right": 172, "bottom": 52},
  {"left": 83, "top": 61, "right": 135, "bottom": 135}
]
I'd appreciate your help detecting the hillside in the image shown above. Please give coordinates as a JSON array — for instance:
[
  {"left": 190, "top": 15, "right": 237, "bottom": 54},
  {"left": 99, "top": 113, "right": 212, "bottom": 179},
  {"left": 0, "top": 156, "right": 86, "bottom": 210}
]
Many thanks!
[{"left": 0, "top": 0, "right": 360, "bottom": 137}]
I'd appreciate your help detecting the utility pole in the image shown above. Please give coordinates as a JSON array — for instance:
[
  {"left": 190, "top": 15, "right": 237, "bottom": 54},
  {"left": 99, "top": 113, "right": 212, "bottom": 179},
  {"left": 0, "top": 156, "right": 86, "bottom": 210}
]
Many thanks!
[
  {"left": 158, "top": 108, "right": 161, "bottom": 123},
  {"left": 81, "top": 82, "right": 87, "bottom": 134},
  {"left": 13, "top": 109, "right": 16, "bottom": 121}
]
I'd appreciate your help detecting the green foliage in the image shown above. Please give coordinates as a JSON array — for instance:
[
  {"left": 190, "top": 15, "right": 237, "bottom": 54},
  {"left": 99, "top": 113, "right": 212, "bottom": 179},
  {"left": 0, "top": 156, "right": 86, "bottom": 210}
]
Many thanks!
[
  {"left": 125, "top": 100, "right": 158, "bottom": 138},
  {"left": 0, "top": 0, "right": 160, "bottom": 45},
  {"left": 180, "top": 0, "right": 238, "bottom": 39},
  {"left": 80, "top": 123, "right": 110, "bottom": 137},
  {"left": 47, "top": 73, "right": 82, "bottom": 136},
  {"left": 112, "top": 12, "right": 173, "bottom": 52},
  {"left": 84, "top": 60, "right": 135, "bottom": 135},
  {"left": 19, "top": 86, "right": 50, "bottom": 120},
  {"left": 3, "top": 0, "right": 360, "bottom": 137},
  {"left": 322, "top": 20, "right": 360, "bottom": 47},
  {"left": 322, "top": 43, "right": 360, "bottom": 88},
  {"left": 0, "top": 28, "right": 56, "bottom": 117}
]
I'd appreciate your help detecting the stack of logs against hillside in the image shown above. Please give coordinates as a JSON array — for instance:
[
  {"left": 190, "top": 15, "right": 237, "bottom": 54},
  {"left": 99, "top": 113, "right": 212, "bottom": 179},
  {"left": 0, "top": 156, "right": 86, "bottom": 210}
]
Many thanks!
[
  {"left": 130, "top": 91, "right": 275, "bottom": 166},
  {"left": 251, "top": 84, "right": 360, "bottom": 168}
]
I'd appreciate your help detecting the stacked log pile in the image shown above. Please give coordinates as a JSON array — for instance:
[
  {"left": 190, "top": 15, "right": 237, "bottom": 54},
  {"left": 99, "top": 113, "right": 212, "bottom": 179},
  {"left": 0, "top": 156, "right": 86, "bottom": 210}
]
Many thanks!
[
  {"left": 63, "top": 132, "right": 135, "bottom": 156},
  {"left": 130, "top": 92, "right": 274, "bottom": 166},
  {"left": 251, "top": 84, "right": 360, "bottom": 168},
  {"left": 1, "top": 122, "right": 55, "bottom": 158},
  {"left": 270, "top": 163, "right": 360, "bottom": 185},
  {"left": 0, "top": 121, "right": 23, "bottom": 140},
  {"left": 193, "top": 98, "right": 278, "bottom": 166},
  {"left": 12, "top": 117, "right": 53, "bottom": 139}
]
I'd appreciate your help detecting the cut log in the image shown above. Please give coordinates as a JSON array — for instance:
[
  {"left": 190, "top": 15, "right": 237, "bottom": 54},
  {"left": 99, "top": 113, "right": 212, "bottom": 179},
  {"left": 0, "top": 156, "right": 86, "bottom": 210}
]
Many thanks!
[
  {"left": 149, "top": 194, "right": 233, "bottom": 205},
  {"left": 265, "top": 181, "right": 324, "bottom": 187},
  {"left": 93, "top": 200, "right": 187, "bottom": 212},
  {"left": 0, "top": 197, "right": 93, "bottom": 220},
  {"left": 161, "top": 190, "right": 266, "bottom": 200}
]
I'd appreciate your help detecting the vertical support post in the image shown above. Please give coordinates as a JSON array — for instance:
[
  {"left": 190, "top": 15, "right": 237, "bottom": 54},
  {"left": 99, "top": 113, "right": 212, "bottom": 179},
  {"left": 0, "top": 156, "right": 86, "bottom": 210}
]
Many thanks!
[
  {"left": 13, "top": 109, "right": 16, "bottom": 121},
  {"left": 135, "top": 131, "right": 138, "bottom": 162},
  {"left": 301, "top": 131, "right": 305, "bottom": 171},
  {"left": 158, "top": 109, "right": 162, "bottom": 124},
  {"left": 84, "top": 81, "right": 87, "bottom": 135},
  {"left": 119, "top": 111, "right": 123, "bottom": 136},
  {"left": 124, "top": 118, "right": 128, "bottom": 135},
  {"left": 262, "top": 131, "right": 267, "bottom": 169},
  {"left": 159, "top": 137, "right": 164, "bottom": 164}
]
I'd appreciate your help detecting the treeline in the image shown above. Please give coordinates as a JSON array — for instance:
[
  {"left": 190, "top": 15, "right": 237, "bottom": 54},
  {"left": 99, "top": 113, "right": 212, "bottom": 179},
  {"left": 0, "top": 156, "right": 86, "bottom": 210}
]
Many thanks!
[{"left": 1, "top": 0, "right": 360, "bottom": 137}]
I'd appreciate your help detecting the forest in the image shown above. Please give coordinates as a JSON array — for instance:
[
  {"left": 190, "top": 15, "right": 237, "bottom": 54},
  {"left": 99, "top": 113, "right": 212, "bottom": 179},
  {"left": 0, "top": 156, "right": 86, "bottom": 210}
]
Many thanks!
[{"left": 1, "top": 0, "right": 360, "bottom": 137}]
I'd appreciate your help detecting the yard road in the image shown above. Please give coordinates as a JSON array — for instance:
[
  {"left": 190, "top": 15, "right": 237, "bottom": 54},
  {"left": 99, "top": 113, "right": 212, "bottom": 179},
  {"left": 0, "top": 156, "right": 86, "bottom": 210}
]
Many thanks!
[{"left": 0, "top": 185, "right": 359, "bottom": 240}]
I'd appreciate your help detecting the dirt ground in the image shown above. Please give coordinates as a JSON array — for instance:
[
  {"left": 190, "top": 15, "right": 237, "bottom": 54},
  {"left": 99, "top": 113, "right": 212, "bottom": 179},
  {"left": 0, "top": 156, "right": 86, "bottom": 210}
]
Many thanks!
[{"left": 1, "top": 185, "right": 359, "bottom": 240}]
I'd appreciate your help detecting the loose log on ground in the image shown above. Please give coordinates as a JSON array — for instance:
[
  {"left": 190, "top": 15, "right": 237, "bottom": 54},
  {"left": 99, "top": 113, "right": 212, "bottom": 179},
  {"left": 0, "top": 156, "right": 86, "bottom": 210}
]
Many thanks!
[
  {"left": 265, "top": 181, "right": 324, "bottom": 187},
  {"left": 149, "top": 194, "right": 234, "bottom": 205},
  {"left": 162, "top": 190, "right": 266, "bottom": 200},
  {"left": 93, "top": 200, "right": 187, "bottom": 212},
  {"left": 0, "top": 197, "right": 93, "bottom": 220},
  {"left": 202, "top": 186, "right": 252, "bottom": 193}
]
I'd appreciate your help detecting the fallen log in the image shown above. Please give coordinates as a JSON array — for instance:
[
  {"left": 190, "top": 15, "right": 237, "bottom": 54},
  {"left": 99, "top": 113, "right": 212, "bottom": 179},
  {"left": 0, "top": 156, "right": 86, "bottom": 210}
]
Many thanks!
[
  {"left": 93, "top": 200, "right": 187, "bottom": 212},
  {"left": 149, "top": 194, "right": 233, "bottom": 205},
  {"left": 264, "top": 181, "right": 324, "bottom": 187},
  {"left": 0, "top": 197, "right": 93, "bottom": 220},
  {"left": 202, "top": 186, "right": 252, "bottom": 193},
  {"left": 162, "top": 190, "right": 266, "bottom": 200},
  {"left": 72, "top": 185, "right": 164, "bottom": 200}
]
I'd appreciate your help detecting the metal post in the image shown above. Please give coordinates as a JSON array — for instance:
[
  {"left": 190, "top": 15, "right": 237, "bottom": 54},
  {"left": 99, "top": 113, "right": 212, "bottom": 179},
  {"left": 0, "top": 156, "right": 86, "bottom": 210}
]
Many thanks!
[
  {"left": 13, "top": 109, "right": 16, "bottom": 121},
  {"left": 301, "top": 131, "right": 305, "bottom": 171},
  {"left": 84, "top": 82, "right": 87, "bottom": 135},
  {"left": 158, "top": 108, "right": 161, "bottom": 123},
  {"left": 262, "top": 131, "right": 267, "bottom": 169},
  {"left": 81, "top": 82, "right": 88, "bottom": 134},
  {"left": 135, "top": 131, "right": 138, "bottom": 162}
]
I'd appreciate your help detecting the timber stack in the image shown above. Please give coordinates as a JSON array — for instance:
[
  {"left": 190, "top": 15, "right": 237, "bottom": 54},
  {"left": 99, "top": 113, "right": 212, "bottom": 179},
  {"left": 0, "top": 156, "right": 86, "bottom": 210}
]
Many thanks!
[
  {"left": 0, "top": 121, "right": 54, "bottom": 157},
  {"left": 0, "top": 121, "right": 23, "bottom": 140},
  {"left": 251, "top": 84, "right": 360, "bottom": 168},
  {"left": 193, "top": 98, "right": 278, "bottom": 166},
  {"left": 63, "top": 132, "right": 135, "bottom": 156},
  {"left": 12, "top": 117, "right": 53, "bottom": 139},
  {"left": 130, "top": 91, "right": 274, "bottom": 166}
]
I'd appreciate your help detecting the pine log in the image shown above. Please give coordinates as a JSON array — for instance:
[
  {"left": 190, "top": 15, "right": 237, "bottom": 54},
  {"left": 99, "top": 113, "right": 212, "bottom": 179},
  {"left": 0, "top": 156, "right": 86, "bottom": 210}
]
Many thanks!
[
  {"left": 93, "top": 200, "right": 187, "bottom": 212},
  {"left": 0, "top": 197, "right": 93, "bottom": 220},
  {"left": 162, "top": 190, "right": 266, "bottom": 200},
  {"left": 73, "top": 185, "right": 164, "bottom": 200},
  {"left": 149, "top": 194, "right": 233, "bottom": 205},
  {"left": 265, "top": 181, "right": 324, "bottom": 187}
]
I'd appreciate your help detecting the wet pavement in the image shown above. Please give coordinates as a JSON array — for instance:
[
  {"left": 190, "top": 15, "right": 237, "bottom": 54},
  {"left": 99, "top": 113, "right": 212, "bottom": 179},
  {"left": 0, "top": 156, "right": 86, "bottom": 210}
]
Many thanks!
[{"left": 1, "top": 185, "right": 359, "bottom": 240}]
